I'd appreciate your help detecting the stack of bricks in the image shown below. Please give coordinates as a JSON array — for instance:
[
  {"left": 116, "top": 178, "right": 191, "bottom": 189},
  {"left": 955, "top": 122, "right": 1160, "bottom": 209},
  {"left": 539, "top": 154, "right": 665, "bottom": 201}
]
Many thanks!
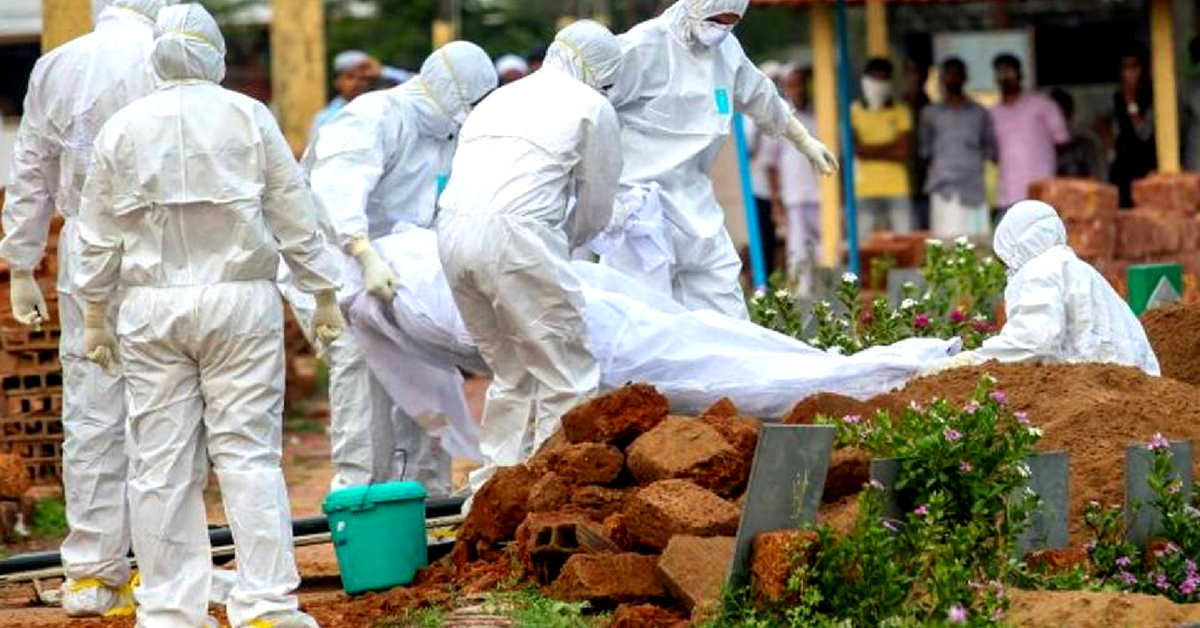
[
  {"left": 0, "top": 215, "right": 65, "bottom": 485},
  {"left": 1029, "top": 175, "right": 1200, "bottom": 298}
]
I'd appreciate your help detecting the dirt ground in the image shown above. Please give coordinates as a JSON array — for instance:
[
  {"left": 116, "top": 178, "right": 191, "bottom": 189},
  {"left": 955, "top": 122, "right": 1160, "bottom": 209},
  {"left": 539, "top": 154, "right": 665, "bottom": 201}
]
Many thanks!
[{"left": 0, "top": 376, "right": 490, "bottom": 628}]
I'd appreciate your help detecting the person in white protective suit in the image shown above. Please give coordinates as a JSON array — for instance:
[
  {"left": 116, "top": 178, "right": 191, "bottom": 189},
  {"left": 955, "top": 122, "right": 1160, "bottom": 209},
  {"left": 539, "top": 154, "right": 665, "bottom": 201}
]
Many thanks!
[
  {"left": 73, "top": 5, "right": 345, "bottom": 627},
  {"left": 350, "top": 227, "right": 960, "bottom": 457},
  {"left": 603, "top": 0, "right": 838, "bottom": 318},
  {"left": 283, "top": 40, "right": 496, "bottom": 495},
  {"left": 928, "top": 200, "right": 1160, "bottom": 375},
  {"left": 0, "top": 0, "right": 170, "bottom": 616},
  {"left": 436, "top": 20, "right": 624, "bottom": 493}
]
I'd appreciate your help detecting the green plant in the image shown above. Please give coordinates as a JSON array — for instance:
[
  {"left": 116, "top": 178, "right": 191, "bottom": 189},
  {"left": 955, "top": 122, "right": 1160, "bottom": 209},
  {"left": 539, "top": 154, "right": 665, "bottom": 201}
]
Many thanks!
[
  {"left": 723, "top": 376, "right": 1038, "bottom": 626},
  {"left": 31, "top": 497, "right": 68, "bottom": 539},
  {"left": 751, "top": 238, "right": 1006, "bottom": 353},
  {"left": 1084, "top": 434, "right": 1200, "bottom": 602},
  {"left": 484, "top": 586, "right": 607, "bottom": 628},
  {"left": 372, "top": 607, "right": 445, "bottom": 628}
]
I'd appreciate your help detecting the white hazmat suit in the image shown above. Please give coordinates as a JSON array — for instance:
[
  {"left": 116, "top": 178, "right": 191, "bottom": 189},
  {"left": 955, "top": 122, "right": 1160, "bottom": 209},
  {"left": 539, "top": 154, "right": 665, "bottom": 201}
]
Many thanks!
[
  {"left": 285, "top": 41, "right": 496, "bottom": 494},
  {"left": 605, "top": 0, "right": 836, "bottom": 318},
  {"left": 437, "top": 20, "right": 623, "bottom": 492},
  {"left": 0, "top": 0, "right": 168, "bottom": 615},
  {"left": 934, "top": 200, "right": 1160, "bottom": 375},
  {"left": 74, "top": 5, "right": 343, "bottom": 628}
]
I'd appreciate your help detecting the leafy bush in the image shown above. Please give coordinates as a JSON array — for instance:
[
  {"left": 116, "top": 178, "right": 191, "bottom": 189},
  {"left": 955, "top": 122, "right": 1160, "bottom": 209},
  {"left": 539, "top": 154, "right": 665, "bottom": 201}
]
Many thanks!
[{"left": 750, "top": 238, "right": 1006, "bottom": 354}]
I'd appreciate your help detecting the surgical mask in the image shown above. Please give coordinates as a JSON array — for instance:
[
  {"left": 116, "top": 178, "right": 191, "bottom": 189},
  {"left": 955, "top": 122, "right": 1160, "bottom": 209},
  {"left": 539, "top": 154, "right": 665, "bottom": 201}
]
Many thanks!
[
  {"left": 861, "top": 77, "right": 891, "bottom": 109},
  {"left": 694, "top": 21, "right": 732, "bottom": 48}
]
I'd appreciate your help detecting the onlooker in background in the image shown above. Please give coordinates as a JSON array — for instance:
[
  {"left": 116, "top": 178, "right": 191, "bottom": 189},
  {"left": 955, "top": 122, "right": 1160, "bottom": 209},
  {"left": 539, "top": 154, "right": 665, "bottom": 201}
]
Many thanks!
[
  {"left": 495, "top": 54, "right": 530, "bottom": 85},
  {"left": 851, "top": 57, "right": 913, "bottom": 236},
  {"left": 765, "top": 65, "right": 820, "bottom": 295},
  {"left": 1050, "top": 88, "right": 1104, "bottom": 180},
  {"left": 311, "top": 49, "right": 379, "bottom": 133},
  {"left": 746, "top": 60, "right": 783, "bottom": 277},
  {"left": 374, "top": 66, "right": 414, "bottom": 90},
  {"left": 1185, "top": 37, "right": 1200, "bottom": 172},
  {"left": 989, "top": 53, "right": 1068, "bottom": 212},
  {"left": 920, "top": 57, "right": 996, "bottom": 238},
  {"left": 904, "top": 58, "right": 932, "bottom": 230},
  {"left": 1110, "top": 42, "right": 1156, "bottom": 207},
  {"left": 526, "top": 44, "right": 548, "bottom": 72}
]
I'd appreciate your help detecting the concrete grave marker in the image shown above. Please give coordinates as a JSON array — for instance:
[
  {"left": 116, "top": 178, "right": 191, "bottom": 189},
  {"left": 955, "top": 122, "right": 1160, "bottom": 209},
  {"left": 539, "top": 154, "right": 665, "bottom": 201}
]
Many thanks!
[
  {"left": 1125, "top": 440, "right": 1193, "bottom": 547},
  {"left": 726, "top": 424, "right": 835, "bottom": 588}
]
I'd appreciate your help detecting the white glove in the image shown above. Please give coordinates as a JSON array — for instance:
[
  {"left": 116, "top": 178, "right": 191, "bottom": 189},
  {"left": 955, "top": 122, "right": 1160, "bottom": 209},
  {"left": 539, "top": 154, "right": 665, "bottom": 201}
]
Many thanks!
[
  {"left": 311, "top": 290, "right": 346, "bottom": 345},
  {"left": 82, "top": 301, "right": 119, "bottom": 377},
  {"left": 785, "top": 117, "right": 839, "bottom": 176},
  {"left": 922, "top": 350, "right": 983, "bottom": 376},
  {"left": 10, "top": 270, "right": 49, "bottom": 331},
  {"left": 349, "top": 237, "right": 397, "bottom": 301}
]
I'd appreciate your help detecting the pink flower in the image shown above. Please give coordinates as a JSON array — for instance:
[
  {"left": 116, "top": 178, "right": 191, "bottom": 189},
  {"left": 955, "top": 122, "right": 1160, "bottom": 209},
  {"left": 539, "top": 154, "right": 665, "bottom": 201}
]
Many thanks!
[
  {"left": 989, "top": 390, "right": 1007, "bottom": 405},
  {"left": 1156, "top": 572, "right": 1170, "bottom": 591},
  {"left": 914, "top": 504, "right": 929, "bottom": 516},
  {"left": 913, "top": 314, "right": 931, "bottom": 329},
  {"left": 1181, "top": 575, "right": 1200, "bottom": 596},
  {"left": 1148, "top": 433, "right": 1170, "bottom": 451},
  {"left": 947, "top": 605, "right": 967, "bottom": 625},
  {"left": 908, "top": 400, "right": 924, "bottom": 412},
  {"left": 882, "top": 520, "right": 899, "bottom": 532},
  {"left": 1118, "top": 570, "right": 1137, "bottom": 586},
  {"left": 1015, "top": 412, "right": 1030, "bottom": 425},
  {"left": 1116, "top": 556, "right": 1132, "bottom": 568},
  {"left": 991, "top": 607, "right": 1004, "bottom": 621},
  {"left": 1169, "top": 481, "right": 1183, "bottom": 495},
  {"left": 960, "top": 460, "right": 973, "bottom": 473},
  {"left": 944, "top": 428, "right": 962, "bottom": 442},
  {"left": 963, "top": 401, "right": 981, "bottom": 414},
  {"left": 950, "top": 308, "right": 966, "bottom": 324},
  {"left": 1084, "top": 540, "right": 1097, "bottom": 552},
  {"left": 972, "top": 318, "right": 992, "bottom": 332},
  {"left": 842, "top": 414, "right": 862, "bottom": 425}
]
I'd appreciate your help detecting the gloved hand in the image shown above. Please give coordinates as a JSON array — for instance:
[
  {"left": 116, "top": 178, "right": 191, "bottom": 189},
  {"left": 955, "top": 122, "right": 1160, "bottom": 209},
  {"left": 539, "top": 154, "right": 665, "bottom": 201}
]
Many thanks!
[
  {"left": 349, "top": 237, "right": 397, "bottom": 301},
  {"left": 922, "top": 350, "right": 983, "bottom": 376},
  {"left": 785, "top": 117, "right": 839, "bottom": 176},
  {"left": 10, "top": 269, "right": 49, "bottom": 331},
  {"left": 311, "top": 290, "right": 346, "bottom": 345},
  {"left": 82, "top": 301, "right": 119, "bottom": 377}
]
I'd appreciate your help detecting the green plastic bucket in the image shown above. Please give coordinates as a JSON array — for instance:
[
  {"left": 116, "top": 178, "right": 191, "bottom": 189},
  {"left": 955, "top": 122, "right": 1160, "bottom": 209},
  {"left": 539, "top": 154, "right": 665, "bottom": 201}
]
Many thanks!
[{"left": 321, "top": 480, "right": 428, "bottom": 595}]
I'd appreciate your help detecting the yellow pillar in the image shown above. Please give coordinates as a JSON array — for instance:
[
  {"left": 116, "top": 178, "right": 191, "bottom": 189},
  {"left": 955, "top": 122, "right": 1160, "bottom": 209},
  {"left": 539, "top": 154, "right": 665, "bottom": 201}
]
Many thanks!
[
  {"left": 40, "top": 0, "right": 91, "bottom": 52},
  {"left": 1150, "top": 0, "right": 1180, "bottom": 174},
  {"left": 865, "top": 0, "right": 888, "bottom": 58},
  {"left": 432, "top": 20, "right": 455, "bottom": 48},
  {"left": 812, "top": 3, "right": 841, "bottom": 267},
  {"left": 271, "top": 0, "right": 326, "bottom": 156},
  {"left": 556, "top": 15, "right": 578, "bottom": 30}
]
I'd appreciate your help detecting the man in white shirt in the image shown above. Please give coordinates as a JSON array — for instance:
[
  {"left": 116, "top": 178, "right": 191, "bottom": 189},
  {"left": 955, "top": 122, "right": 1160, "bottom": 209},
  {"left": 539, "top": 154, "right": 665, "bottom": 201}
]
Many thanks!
[{"left": 765, "top": 65, "right": 820, "bottom": 295}]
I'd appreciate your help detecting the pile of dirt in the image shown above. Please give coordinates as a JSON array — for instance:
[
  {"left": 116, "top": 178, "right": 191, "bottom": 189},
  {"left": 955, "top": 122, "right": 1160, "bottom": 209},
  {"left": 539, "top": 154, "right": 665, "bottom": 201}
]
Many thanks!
[
  {"left": 1142, "top": 303, "right": 1200, "bottom": 386},
  {"left": 1006, "top": 589, "right": 1200, "bottom": 627},
  {"left": 840, "top": 362, "right": 1200, "bottom": 540}
]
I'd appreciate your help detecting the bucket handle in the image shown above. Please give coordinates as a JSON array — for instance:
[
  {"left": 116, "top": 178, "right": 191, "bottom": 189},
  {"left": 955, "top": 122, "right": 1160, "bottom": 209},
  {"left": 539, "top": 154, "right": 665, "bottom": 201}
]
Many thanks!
[{"left": 354, "top": 448, "right": 409, "bottom": 512}]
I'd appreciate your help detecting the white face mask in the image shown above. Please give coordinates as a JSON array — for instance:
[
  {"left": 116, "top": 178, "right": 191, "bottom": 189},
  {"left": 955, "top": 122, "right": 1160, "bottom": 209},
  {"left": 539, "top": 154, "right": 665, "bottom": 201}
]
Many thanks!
[
  {"left": 861, "top": 76, "right": 892, "bottom": 109},
  {"left": 694, "top": 21, "right": 732, "bottom": 48}
]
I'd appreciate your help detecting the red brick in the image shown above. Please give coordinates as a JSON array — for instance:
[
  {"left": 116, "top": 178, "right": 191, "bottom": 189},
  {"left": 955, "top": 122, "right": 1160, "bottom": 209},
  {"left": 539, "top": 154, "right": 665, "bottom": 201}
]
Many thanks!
[
  {"left": 0, "top": 454, "right": 31, "bottom": 500},
  {"left": 701, "top": 397, "right": 740, "bottom": 419},
  {"left": 528, "top": 472, "right": 572, "bottom": 513},
  {"left": 1029, "top": 178, "right": 1119, "bottom": 221},
  {"left": 1133, "top": 173, "right": 1200, "bottom": 215},
  {"left": 626, "top": 417, "right": 745, "bottom": 496},
  {"left": 603, "top": 512, "right": 639, "bottom": 551},
  {"left": 623, "top": 480, "right": 740, "bottom": 551},
  {"left": 657, "top": 536, "right": 735, "bottom": 617},
  {"left": 1065, "top": 218, "right": 1117, "bottom": 260},
  {"left": 751, "top": 530, "right": 819, "bottom": 605},
  {"left": 552, "top": 553, "right": 668, "bottom": 604},
  {"left": 821, "top": 448, "right": 869, "bottom": 503},
  {"left": 458, "top": 465, "right": 536, "bottom": 551},
  {"left": 698, "top": 414, "right": 761, "bottom": 463},
  {"left": 571, "top": 485, "right": 631, "bottom": 522},
  {"left": 549, "top": 442, "right": 625, "bottom": 485},
  {"left": 1025, "top": 547, "right": 1089, "bottom": 573},
  {"left": 608, "top": 604, "right": 690, "bottom": 628},
  {"left": 1116, "top": 212, "right": 1180, "bottom": 260},
  {"left": 562, "top": 384, "right": 669, "bottom": 444},
  {"left": 515, "top": 511, "right": 614, "bottom": 584}
]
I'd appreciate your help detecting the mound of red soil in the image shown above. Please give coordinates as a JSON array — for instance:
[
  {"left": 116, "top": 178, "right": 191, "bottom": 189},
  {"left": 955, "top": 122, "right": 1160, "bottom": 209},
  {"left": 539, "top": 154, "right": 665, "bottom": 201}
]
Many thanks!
[{"left": 1142, "top": 303, "right": 1200, "bottom": 386}]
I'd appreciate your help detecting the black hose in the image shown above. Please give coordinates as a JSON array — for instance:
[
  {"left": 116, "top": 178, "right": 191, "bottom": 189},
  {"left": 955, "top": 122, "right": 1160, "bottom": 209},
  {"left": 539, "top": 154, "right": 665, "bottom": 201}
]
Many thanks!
[{"left": 0, "top": 496, "right": 465, "bottom": 576}]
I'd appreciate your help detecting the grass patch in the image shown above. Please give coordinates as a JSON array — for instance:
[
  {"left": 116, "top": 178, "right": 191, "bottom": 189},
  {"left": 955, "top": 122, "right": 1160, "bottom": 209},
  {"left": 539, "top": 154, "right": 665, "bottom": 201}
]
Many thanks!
[
  {"left": 372, "top": 607, "right": 446, "bottom": 628},
  {"left": 485, "top": 586, "right": 609, "bottom": 628},
  {"left": 31, "top": 498, "right": 68, "bottom": 538},
  {"left": 283, "top": 416, "right": 326, "bottom": 435}
]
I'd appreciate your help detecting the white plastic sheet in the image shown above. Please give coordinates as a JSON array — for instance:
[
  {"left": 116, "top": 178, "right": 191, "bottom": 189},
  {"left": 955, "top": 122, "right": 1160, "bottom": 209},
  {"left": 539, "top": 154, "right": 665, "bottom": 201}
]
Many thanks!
[{"left": 351, "top": 227, "right": 960, "bottom": 460}]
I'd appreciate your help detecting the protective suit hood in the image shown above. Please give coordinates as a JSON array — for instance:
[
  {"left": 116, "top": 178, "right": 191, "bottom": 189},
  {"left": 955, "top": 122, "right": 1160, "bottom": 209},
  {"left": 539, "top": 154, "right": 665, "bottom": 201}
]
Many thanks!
[
  {"left": 664, "top": 0, "right": 749, "bottom": 49},
  {"left": 993, "top": 200, "right": 1067, "bottom": 273},
  {"left": 152, "top": 3, "right": 226, "bottom": 84},
  {"left": 544, "top": 20, "right": 622, "bottom": 90},
  {"left": 107, "top": 0, "right": 169, "bottom": 23},
  {"left": 417, "top": 41, "right": 497, "bottom": 127}
]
